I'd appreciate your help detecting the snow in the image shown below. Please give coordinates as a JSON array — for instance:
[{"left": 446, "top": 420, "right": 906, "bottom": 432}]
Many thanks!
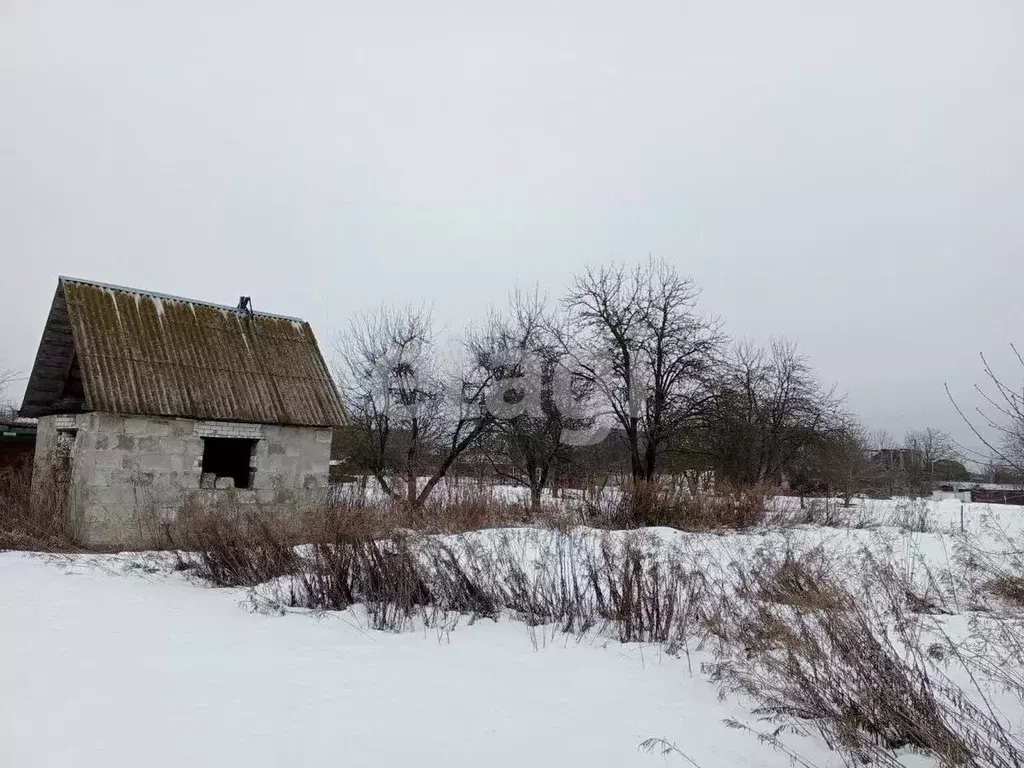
[
  {"left": 0, "top": 552, "right": 838, "bottom": 768},
  {"left": 4, "top": 494, "right": 1024, "bottom": 767}
]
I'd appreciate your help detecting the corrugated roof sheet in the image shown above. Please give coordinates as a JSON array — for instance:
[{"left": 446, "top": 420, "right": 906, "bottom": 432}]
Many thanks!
[{"left": 20, "top": 278, "right": 346, "bottom": 427}]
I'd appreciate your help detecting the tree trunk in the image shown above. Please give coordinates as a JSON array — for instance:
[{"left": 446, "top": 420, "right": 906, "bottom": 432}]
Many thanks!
[
  {"left": 643, "top": 439, "right": 658, "bottom": 483},
  {"left": 530, "top": 483, "right": 543, "bottom": 510}
]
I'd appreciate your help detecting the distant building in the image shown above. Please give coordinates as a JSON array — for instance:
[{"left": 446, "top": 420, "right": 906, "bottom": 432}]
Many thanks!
[
  {"left": 933, "top": 481, "right": 1024, "bottom": 505},
  {"left": 20, "top": 277, "right": 346, "bottom": 548}
]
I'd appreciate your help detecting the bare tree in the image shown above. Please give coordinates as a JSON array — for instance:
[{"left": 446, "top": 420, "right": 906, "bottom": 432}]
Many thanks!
[
  {"left": 698, "top": 339, "right": 848, "bottom": 487},
  {"left": 868, "top": 429, "right": 897, "bottom": 453},
  {"left": 863, "top": 428, "right": 902, "bottom": 495},
  {"left": 334, "top": 304, "right": 493, "bottom": 507},
  {"left": 562, "top": 258, "right": 723, "bottom": 482},
  {"left": 467, "top": 289, "right": 582, "bottom": 509},
  {"left": 903, "top": 427, "right": 955, "bottom": 468},
  {"left": 947, "top": 345, "right": 1024, "bottom": 478},
  {"left": 902, "top": 427, "right": 961, "bottom": 488},
  {"left": 0, "top": 367, "right": 18, "bottom": 421},
  {"left": 811, "top": 426, "right": 875, "bottom": 507}
]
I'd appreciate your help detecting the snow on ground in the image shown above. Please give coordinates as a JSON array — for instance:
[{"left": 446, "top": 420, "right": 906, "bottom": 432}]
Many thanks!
[
  {"left": 4, "top": 494, "right": 1024, "bottom": 767},
  {"left": 1, "top": 551, "right": 839, "bottom": 768}
]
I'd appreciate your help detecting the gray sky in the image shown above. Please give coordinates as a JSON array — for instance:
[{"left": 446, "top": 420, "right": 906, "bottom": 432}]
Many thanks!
[{"left": 3, "top": 0, "right": 1022, "bottom": 457}]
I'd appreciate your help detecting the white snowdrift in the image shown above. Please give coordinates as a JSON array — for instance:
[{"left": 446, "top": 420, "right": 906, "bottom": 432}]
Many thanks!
[{"left": 0, "top": 551, "right": 840, "bottom": 768}]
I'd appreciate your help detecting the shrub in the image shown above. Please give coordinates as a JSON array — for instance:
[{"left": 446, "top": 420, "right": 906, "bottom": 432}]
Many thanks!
[
  {"left": 602, "top": 482, "right": 774, "bottom": 531},
  {"left": 170, "top": 502, "right": 299, "bottom": 587},
  {"left": 887, "top": 498, "right": 931, "bottom": 533},
  {"left": 589, "top": 538, "right": 709, "bottom": 646},
  {"left": 0, "top": 460, "right": 76, "bottom": 551},
  {"left": 394, "top": 487, "right": 533, "bottom": 534}
]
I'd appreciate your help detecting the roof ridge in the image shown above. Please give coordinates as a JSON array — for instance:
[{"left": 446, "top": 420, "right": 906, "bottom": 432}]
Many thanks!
[{"left": 58, "top": 276, "right": 307, "bottom": 323}]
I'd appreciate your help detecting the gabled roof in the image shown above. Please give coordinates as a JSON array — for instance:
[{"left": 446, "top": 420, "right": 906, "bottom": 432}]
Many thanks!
[{"left": 20, "top": 277, "right": 346, "bottom": 427}]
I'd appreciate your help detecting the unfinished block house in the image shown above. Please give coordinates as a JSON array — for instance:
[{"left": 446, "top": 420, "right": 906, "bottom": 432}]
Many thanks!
[{"left": 20, "top": 277, "right": 346, "bottom": 548}]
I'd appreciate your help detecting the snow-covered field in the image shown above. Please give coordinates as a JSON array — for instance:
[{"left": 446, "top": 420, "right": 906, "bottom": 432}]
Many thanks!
[
  {"left": 0, "top": 551, "right": 837, "bottom": 768},
  {"left": 3, "top": 495, "right": 1024, "bottom": 767}
]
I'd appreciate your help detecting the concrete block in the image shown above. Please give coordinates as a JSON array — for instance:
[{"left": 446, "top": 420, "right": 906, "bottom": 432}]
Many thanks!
[
  {"left": 214, "top": 477, "right": 235, "bottom": 490},
  {"left": 87, "top": 448, "right": 122, "bottom": 470},
  {"left": 138, "top": 436, "right": 162, "bottom": 451},
  {"left": 200, "top": 472, "right": 217, "bottom": 489},
  {"left": 131, "top": 418, "right": 173, "bottom": 437},
  {"left": 138, "top": 453, "right": 173, "bottom": 472},
  {"left": 111, "top": 470, "right": 155, "bottom": 488}
]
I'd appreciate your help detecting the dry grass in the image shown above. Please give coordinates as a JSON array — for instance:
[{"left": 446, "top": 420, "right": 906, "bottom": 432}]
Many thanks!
[
  {"left": 598, "top": 481, "right": 776, "bottom": 531},
  {"left": 704, "top": 545, "right": 1024, "bottom": 768},
  {"left": 738, "top": 545, "right": 848, "bottom": 612},
  {"left": 986, "top": 576, "right": 1024, "bottom": 607},
  {"left": 886, "top": 497, "right": 932, "bottom": 533},
  {"left": 169, "top": 502, "right": 300, "bottom": 587},
  {"left": 953, "top": 518, "right": 1024, "bottom": 612},
  {"left": 248, "top": 526, "right": 711, "bottom": 645},
  {"left": 168, "top": 484, "right": 535, "bottom": 591},
  {"left": 0, "top": 461, "right": 76, "bottom": 552},
  {"left": 389, "top": 486, "right": 534, "bottom": 534}
]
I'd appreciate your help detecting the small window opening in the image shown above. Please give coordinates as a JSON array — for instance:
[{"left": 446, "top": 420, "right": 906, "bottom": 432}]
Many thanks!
[
  {"left": 201, "top": 438, "right": 256, "bottom": 489},
  {"left": 54, "top": 429, "right": 77, "bottom": 470}
]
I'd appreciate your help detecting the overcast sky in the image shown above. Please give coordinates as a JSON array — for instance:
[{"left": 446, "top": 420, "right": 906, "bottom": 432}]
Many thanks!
[{"left": 3, "top": 1, "right": 1022, "bottom": 457}]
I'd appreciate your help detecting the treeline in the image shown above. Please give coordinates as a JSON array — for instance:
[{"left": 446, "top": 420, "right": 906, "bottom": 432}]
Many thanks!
[{"left": 332, "top": 258, "right": 971, "bottom": 508}]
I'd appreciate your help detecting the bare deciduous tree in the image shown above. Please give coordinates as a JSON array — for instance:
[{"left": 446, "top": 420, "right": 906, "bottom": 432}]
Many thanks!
[
  {"left": 811, "top": 425, "right": 875, "bottom": 507},
  {"left": 902, "top": 427, "right": 962, "bottom": 488},
  {"left": 700, "top": 338, "right": 848, "bottom": 487},
  {"left": 468, "top": 289, "right": 582, "bottom": 509},
  {"left": 334, "top": 304, "right": 493, "bottom": 507},
  {"left": 0, "top": 367, "right": 18, "bottom": 421},
  {"left": 562, "top": 258, "right": 723, "bottom": 482},
  {"left": 947, "top": 345, "right": 1024, "bottom": 477},
  {"left": 903, "top": 427, "right": 955, "bottom": 469}
]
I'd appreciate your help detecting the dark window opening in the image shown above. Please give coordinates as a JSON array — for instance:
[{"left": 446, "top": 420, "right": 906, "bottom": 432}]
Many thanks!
[
  {"left": 54, "top": 429, "right": 77, "bottom": 472},
  {"left": 201, "top": 438, "right": 256, "bottom": 489}
]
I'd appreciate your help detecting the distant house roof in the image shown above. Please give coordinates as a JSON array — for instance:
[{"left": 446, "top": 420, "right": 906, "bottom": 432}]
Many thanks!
[{"left": 20, "top": 277, "right": 346, "bottom": 427}]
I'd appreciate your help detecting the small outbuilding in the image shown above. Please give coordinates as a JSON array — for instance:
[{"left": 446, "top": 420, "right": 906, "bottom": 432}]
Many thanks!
[{"left": 20, "top": 277, "right": 346, "bottom": 548}]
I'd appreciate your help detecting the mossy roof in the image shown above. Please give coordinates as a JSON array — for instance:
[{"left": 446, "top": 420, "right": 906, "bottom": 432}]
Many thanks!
[{"left": 20, "top": 277, "right": 346, "bottom": 427}]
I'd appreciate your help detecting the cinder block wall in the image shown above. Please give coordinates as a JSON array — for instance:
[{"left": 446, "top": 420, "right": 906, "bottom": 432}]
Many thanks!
[{"left": 32, "top": 412, "right": 332, "bottom": 549}]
